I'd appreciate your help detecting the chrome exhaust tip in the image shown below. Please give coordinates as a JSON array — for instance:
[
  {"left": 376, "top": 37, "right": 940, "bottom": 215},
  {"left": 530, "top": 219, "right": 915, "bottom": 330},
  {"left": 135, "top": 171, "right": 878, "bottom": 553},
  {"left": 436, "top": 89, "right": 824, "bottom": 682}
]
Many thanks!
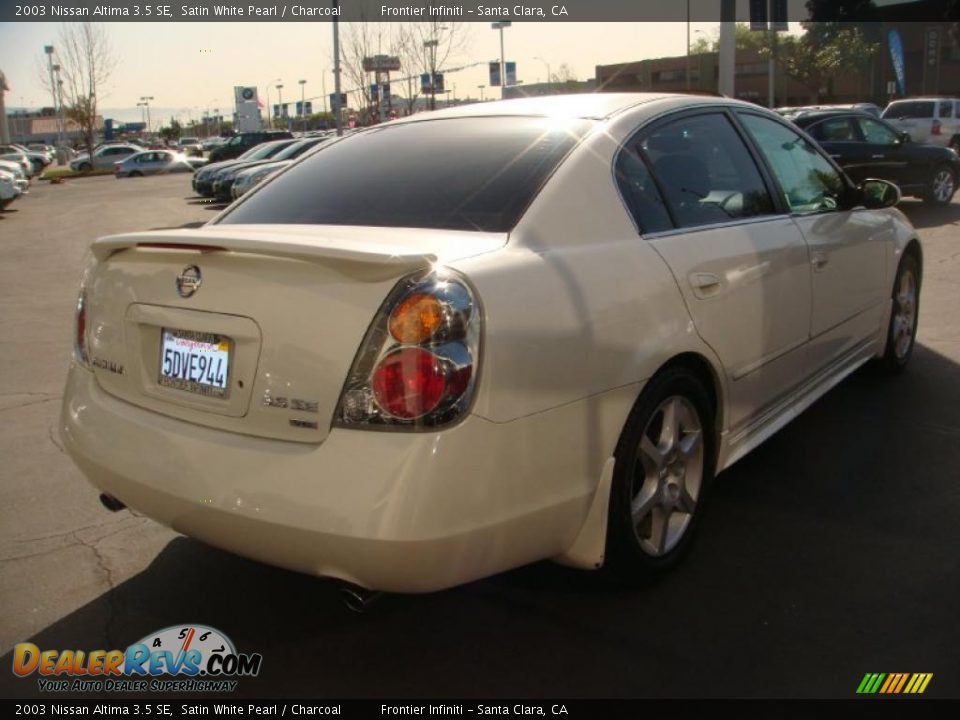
[
  {"left": 340, "top": 584, "right": 382, "bottom": 614},
  {"left": 99, "top": 493, "right": 126, "bottom": 512}
]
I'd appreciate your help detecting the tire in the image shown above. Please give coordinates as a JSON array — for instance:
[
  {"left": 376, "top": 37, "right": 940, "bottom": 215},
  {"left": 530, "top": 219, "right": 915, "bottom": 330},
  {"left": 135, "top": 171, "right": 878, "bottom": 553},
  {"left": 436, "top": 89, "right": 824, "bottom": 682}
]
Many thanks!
[
  {"left": 880, "top": 254, "right": 921, "bottom": 373},
  {"left": 605, "top": 366, "right": 716, "bottom": 582},
  {"left": 129, "top": 171, "right": 143, "bottom": 177},
  {"left": 77, "top": 162, "right": 91, "bottom": 172},
  {"left": 924, "top": 165, "right": 956, "bottom": 206}
]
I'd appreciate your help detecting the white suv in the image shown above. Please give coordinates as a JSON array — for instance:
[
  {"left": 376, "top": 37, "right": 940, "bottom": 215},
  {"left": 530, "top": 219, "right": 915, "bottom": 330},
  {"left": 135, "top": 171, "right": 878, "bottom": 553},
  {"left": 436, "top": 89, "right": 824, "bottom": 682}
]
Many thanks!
[{"left": 882, "top": 98, "right": 960, "bottom": 151}]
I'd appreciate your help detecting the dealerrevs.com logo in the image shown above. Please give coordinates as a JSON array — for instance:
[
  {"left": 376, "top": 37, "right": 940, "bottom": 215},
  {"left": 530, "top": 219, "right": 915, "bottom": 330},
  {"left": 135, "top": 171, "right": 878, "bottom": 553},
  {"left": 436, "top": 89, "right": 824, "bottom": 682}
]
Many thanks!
[{"left": 12, "top": 624, "right": 263, "bottom": 693}]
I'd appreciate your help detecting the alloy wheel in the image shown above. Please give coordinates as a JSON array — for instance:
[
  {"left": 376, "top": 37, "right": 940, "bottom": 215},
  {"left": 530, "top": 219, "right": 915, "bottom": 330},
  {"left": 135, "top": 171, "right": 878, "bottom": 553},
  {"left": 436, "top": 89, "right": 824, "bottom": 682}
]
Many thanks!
[
  {"left": 893, "top": 266, "right": 918, "bottom": 361},
  {"left": 630, "top": 395, "right": 704, "bottom": 557},
  {"left": 932, "top": 169, "right": 955, "bottom": 203}
]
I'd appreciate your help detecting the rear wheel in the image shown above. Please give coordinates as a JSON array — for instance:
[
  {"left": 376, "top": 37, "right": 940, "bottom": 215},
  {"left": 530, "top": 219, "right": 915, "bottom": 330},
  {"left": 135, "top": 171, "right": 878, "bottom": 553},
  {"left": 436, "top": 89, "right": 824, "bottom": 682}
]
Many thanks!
[
  {"left": 605, "top": 366, "right": 715, "bottom": 581},
  {"left": 881, "top": 254, "right": 921, "bottom": 373},
  {"left": 924, "top": 165, "right": 956, "bottom": 205},
  {"left": 129, "top": 170, "right": 143, "bottom": 177},
  {"left": 77, "top": 162, "right": 91, "bottom": 172}
]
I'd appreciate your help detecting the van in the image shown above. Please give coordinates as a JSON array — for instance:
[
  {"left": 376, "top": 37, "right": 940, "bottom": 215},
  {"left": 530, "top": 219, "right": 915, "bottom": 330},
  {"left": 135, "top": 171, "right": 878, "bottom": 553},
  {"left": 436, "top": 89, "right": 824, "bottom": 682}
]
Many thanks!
[{"left": 881, "top": 98, "right": 960, "bottom": 151}]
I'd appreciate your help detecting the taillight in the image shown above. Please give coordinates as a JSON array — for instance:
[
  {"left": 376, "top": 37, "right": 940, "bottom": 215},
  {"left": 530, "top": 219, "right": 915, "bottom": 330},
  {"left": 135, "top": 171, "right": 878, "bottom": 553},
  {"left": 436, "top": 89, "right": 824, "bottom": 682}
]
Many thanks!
[
  {"left": 335, "top": 269, "right": 480, "bottom": 428},
  {"left": 74, "top": 290, "right": 91, "bottom": 369},
  {"left": 932, "top": 119, "right": 942, "bottom": 136}
]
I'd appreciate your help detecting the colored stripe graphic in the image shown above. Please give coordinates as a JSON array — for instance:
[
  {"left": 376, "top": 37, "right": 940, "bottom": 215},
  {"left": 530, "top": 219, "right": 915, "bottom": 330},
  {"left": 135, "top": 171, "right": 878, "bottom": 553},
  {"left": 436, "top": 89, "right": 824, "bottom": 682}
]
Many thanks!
[{"left": 858, "top": 673, "right": 933, "bottom": 694}]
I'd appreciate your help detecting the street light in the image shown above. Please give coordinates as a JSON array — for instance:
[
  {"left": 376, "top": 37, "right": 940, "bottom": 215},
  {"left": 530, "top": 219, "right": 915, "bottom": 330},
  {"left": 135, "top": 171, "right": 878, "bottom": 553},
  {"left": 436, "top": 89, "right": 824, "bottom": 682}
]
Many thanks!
[
  {"left": 298, "top": 79, "right": 307, "bottom": 133},
  {"left": 136, "top": 102, "right": 148, "bottom": 133},
  {"left": 533, "top": 56, "right": 551, "bottom": 85},
  {"left": 423, "top": 38, "right": 439, "bottom": 111},
  {"left": 276, "top": 83, "right": 284, "bottom": 129},
  {"left": 43, "top": 46, "right": 61, "bottom": 153},
  {"left": 478, "top": 84, "right": 486, "bottom": 101},
  {"left": 490, "top": 21, "right": 512, "bottom": 97},
  {"left": 139, "top": 96, "right": 154, "bottom": 135}
]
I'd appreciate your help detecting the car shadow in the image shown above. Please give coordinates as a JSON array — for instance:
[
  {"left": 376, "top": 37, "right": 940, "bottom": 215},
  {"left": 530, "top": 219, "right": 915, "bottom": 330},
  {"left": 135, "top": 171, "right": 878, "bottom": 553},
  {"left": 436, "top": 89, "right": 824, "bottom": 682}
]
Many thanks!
[{"left": 896, "top": 198, "right": 960, "bottom": 229}]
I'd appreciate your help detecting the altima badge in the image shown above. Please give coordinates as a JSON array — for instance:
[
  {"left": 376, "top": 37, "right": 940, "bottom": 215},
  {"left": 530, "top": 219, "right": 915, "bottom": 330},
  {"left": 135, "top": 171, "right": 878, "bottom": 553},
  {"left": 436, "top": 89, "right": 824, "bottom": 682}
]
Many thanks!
[{"left": 176, "top": 265, "right": 202, "bottom": 298}]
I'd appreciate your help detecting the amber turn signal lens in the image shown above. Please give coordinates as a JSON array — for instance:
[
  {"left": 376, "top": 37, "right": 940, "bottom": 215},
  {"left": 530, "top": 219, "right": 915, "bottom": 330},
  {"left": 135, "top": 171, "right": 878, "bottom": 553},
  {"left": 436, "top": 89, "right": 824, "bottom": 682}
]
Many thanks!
[{"left": 388, "top": 293, "right": 444, "bottom": 344}]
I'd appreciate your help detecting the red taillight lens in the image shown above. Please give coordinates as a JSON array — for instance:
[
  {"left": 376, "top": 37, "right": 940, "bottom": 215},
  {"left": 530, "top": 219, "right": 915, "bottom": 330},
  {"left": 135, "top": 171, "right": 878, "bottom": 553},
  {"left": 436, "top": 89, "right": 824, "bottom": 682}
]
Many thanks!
[
  {"left": 372, "top": 347, "right": 446, "bottom": 419},
  {"left": 75, "top": 291, "right": 90, "bottom": 367},
  {"left": 932, "top": 119, "right": 942, "bottom": 136}
]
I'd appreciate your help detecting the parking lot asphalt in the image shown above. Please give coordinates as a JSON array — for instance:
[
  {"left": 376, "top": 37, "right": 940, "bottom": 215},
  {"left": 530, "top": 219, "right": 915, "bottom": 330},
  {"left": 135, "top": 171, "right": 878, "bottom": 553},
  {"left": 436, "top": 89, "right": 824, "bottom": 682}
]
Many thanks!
[{"left": 1, "top": 175, "right": 958, "bottom": 699}]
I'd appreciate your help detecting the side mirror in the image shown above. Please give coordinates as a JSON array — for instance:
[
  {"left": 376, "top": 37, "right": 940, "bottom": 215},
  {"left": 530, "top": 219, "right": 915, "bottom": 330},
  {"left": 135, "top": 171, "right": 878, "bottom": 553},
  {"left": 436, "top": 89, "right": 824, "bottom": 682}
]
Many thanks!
[
  {"left": 898, "top": 131, "right": 911, "bottom": 143},
  {"left": 860, "top": 178, "right": 901, "bottom": 209}
]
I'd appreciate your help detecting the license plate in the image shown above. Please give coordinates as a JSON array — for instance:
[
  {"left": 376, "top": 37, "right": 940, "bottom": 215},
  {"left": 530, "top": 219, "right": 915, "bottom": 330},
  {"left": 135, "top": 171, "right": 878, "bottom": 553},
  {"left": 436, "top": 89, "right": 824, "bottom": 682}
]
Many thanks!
[{"left": 158, "top": 328, "right": 231, "bottom": 398}]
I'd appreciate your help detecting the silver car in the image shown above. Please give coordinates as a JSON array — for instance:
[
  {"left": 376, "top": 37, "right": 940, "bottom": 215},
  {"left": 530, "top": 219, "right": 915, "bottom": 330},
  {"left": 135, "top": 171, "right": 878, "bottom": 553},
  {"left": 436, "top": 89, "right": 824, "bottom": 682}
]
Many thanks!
[
  {"left": 882, "top": 98, "right": 960, "bottom": 151},
  {"left": 114, "top": 150, "right": 204, "bottom": 178},
  {"left": 70, "top": 144, "right": 140, "bottom": 172}
]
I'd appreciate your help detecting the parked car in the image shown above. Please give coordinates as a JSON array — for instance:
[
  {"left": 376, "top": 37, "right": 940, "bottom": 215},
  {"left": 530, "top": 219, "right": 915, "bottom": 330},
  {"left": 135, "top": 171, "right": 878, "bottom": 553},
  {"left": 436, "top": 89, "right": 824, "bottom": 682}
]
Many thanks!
[
  {"left": 177, "top": 137, "right": 203, "bottom": 156},
  {"left": 114, "top": 150, "right": 206, "bottom": 178},
  {"left": 881, "top": 98, "right": 960, "bottom": 151},
  {"left": 61, "top": 94, "right": 921, "bottom": 595},
  {"left": 794, "top": 110, "right": 960, "bottom": 205},
  {"left": 213, "top": 137, "right": 326, "bottom": 201},
  {"left": 70, "top": 144, "right": 140, "bottom": 172},
  {"left": 0, "top": 159, "right": 30, "bottom": 192},
  {"left": 0, "top": 170, "right": 21, "bottom": 209},
  {"left": 207, "top": 130, "right": 294, "bottom": 163},
  {"left": 231, "top": 161, "right": 286, "bottom": 199},
  {"left": 1, "top": 143, "right": 51, "bottom": 173},
  {"left": 0, "top": 152, "right": 34, "bottom": 177},
  {"left": 778, "top": 103, "right": 881, "bottom": 119},
  {"left": 192, "top": 139, "right": 297, "bottom": 197}
]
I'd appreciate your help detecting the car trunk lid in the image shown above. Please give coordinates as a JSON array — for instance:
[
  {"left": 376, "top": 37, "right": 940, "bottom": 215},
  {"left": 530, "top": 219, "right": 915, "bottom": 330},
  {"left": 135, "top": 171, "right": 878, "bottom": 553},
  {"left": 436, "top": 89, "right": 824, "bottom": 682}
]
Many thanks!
[{"left": 85, "top": 224, "right": 506, "bottom": 443}]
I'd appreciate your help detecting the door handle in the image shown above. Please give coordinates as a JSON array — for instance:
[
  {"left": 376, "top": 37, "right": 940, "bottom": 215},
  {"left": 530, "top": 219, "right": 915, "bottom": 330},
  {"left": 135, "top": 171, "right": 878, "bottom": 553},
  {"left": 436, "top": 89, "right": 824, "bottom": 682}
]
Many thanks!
[
  {"left": 811, "top": 252, "right": 829, "bottom": 271},
  {"left": 871, "top": 154, "right": 885, "bottom": 159},
  {"left": 689, "top": 272, "right": 722, "bottom": 291}
]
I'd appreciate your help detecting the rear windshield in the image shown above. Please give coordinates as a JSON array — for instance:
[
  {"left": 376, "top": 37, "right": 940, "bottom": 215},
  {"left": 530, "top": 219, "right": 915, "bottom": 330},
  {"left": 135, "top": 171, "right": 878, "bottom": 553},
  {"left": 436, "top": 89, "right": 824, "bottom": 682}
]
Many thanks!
[
  {"left": 218, "top": 117, "right": 592, "bottom": 232},
  {"left": 882, "top": 101, "right": 935, "bottom": 119}
]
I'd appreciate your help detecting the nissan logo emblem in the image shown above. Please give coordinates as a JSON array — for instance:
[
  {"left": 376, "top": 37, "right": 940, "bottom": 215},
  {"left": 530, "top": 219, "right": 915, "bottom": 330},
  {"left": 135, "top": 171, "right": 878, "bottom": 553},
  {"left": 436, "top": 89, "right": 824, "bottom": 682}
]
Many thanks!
[{"left": 176, "top": 265, "right": 202, "bottom": 298}]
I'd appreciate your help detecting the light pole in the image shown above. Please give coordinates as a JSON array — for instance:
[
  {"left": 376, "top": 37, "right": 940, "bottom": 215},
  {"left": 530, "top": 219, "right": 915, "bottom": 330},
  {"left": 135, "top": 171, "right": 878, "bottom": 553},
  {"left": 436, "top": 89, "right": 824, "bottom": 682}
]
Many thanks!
[
  {"left": 491, "top": 21, "right": 512, "bottom": 97},
  {"left": 140, "top": 96, "right": 154, "bottom": 135},
  {"left": 423, "top": 38, "right": 439, "bottom": 111},
  {"left": 298, "top": 79, "right": 306, "bottom": 133},
  {"left": 137, "top": 102, "right": 148, "bottom": 134},
  {"left": 44, "top": 47, "right": 56, "bottom": 109},
  {"left": 533, "top": 56, "right": 551, "bottom": 85},
  {"left": 276, "top": 83, "right": 284, "bottom": 129},
  {"left": 214, "top": 108, "right": 220, "bottom": 136},
  {"left": 478, "top": 84, "right": 485, "bottom": 101},
  {"left": 333, "top": 0, "right": 343, "bottom": 136}
]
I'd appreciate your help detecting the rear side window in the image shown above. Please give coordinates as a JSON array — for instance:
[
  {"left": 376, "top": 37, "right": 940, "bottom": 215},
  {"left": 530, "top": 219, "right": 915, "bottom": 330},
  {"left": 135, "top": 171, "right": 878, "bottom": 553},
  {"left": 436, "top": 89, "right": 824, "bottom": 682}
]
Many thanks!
[
  {"left": 614, "top": 147, "right": 673, "bottom": 234},
  {"left": 883, "top": 101, "right": 935, "bottom": 119},
  {"left": 939, "top": 102, "right": 954, "bottom": 118},
  {"left": 808, "top": 117, "right": 857, "bottom": 142},
  {"left": 220, "top": 117, "right": 591, "bottom": 232},
  {"left": 637, "top": 112, "right": 775, "bottom": 229}
]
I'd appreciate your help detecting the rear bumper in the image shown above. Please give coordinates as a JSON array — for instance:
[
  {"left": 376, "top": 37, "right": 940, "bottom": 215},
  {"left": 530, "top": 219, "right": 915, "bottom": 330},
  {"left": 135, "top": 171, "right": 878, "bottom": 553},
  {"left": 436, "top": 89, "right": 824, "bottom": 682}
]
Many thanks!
[{"left": 60, "top": 366, "right": 617, "bottom": 592}]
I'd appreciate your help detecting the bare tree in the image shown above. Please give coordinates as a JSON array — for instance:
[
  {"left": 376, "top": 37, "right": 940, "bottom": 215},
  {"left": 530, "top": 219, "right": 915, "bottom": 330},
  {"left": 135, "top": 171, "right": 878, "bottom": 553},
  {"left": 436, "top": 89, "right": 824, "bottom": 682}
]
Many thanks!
[
  {"left": 39, "top": 23, "right": 116, "bottom": 155},
  {"left": 340, "top": 20, "right": 469, "bottom": 121}
]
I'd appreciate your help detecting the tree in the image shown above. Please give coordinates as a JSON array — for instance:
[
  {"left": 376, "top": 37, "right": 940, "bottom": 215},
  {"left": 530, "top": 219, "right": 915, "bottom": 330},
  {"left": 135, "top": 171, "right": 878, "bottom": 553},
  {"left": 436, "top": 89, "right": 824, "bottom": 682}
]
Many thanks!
[
  {"left": 758, "top": 23, "right": 880, "bottom": 103},
  {"left": 552, "top": 63, "right": 578, "bottom": 83},
  {"left": 689, "top": 23, "right": 765, "bottom": 54},
  {"left": 40, "top": 23, "right": 116, "bottom": 152},
  {"left": 159, "top": 118, "right": 182, "bottom": 142},
  {"left": 339, "top": 20, "right": 469, "bottom": 118}
]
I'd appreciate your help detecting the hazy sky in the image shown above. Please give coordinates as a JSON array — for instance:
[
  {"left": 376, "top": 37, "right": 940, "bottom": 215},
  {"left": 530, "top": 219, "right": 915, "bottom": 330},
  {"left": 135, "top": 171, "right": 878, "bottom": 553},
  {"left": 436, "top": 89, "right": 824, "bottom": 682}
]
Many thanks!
[{"left": 1, "top": 20, "right": 756, "bottom": 125}]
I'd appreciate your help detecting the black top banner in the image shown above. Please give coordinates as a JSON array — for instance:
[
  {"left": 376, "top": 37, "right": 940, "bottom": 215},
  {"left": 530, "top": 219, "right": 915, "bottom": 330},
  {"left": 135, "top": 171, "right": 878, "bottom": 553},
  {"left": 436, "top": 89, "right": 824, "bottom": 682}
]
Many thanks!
[{"left": 2, "top": 0, "right": 959, "bottom": 23}]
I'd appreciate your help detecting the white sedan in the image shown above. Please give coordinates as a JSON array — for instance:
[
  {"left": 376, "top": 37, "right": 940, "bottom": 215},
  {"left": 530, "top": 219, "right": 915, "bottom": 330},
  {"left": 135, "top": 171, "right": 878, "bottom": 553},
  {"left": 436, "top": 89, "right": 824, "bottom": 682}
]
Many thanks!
[{"left": 61, "top": 94, "right": 921, "bottom": 594}]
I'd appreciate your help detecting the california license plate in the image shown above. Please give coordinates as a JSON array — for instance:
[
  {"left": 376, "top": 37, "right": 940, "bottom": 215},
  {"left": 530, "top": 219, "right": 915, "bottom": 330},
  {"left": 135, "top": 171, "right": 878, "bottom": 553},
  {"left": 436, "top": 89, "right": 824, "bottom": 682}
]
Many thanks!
[{"left": 158, "top": 328, "right": 231, "bottom": 398}]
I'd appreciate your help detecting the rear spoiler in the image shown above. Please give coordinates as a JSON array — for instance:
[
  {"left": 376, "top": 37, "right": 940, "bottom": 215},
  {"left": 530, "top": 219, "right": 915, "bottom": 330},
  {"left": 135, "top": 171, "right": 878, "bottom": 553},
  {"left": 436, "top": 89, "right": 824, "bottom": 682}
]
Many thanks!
[{"left": 91, "top": 227, "right": 441, "bottom": 269}]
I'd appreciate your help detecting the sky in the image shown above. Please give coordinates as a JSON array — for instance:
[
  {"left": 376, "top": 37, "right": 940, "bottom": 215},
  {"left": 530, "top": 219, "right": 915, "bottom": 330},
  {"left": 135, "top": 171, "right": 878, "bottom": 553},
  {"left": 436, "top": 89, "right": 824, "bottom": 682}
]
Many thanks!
[{"left": 1, "top": 18, "right": 787, "bottom": 127}]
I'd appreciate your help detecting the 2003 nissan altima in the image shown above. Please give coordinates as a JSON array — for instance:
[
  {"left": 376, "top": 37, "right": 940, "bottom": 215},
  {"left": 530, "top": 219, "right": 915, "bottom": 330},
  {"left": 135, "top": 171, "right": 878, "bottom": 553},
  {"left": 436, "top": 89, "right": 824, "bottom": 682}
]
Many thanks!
[{"left": 61, "top": 94, "right": 922, "bottom": 592}]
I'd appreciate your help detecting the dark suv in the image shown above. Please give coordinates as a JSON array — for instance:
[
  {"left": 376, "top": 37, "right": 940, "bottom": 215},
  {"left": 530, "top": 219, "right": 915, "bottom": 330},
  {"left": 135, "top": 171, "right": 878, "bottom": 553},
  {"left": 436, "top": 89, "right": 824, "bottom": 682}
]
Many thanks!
[{"left": 208, "top": 130, "right": 294, "bottom": 163}]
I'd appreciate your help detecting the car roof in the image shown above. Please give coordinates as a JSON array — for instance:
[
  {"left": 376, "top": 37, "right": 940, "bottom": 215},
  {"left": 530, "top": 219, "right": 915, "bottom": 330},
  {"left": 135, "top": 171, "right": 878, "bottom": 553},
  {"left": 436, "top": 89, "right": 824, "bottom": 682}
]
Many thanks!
[
  {"left": 792, "top": 109, "right": 881, "bottom": 123},
  {"left": 388, "top": 93, "right": 703, "bottom": 125}
]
